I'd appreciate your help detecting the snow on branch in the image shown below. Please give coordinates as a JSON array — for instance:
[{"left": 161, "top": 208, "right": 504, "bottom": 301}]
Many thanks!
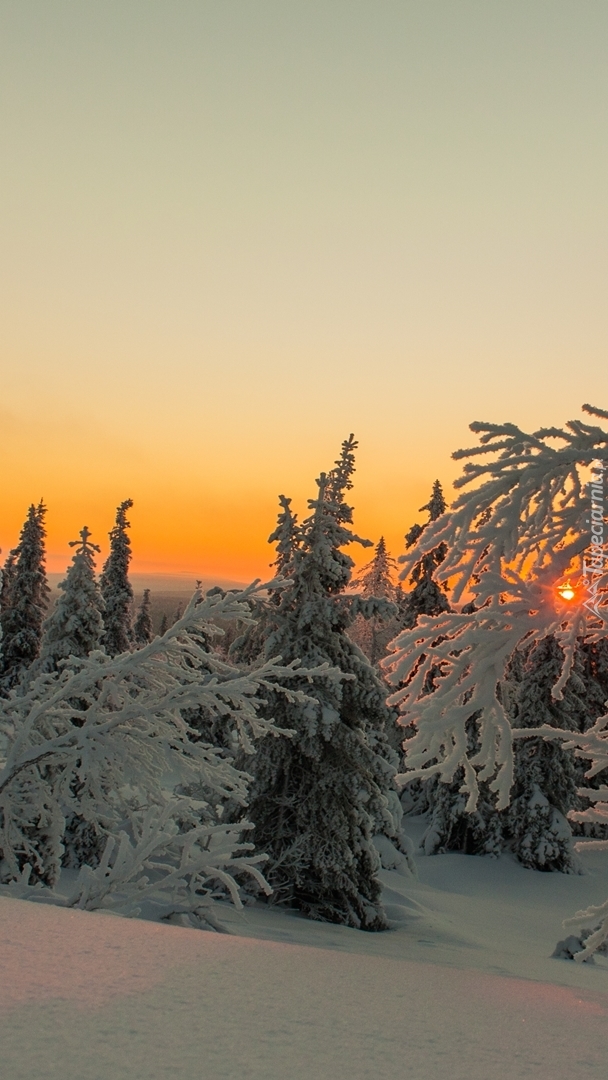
[
  {"left": 0, "top": 583, "right": 341, "bottom": 925},
  {"left": 383, "top": 408, "right": 608, "bottom": 812}
]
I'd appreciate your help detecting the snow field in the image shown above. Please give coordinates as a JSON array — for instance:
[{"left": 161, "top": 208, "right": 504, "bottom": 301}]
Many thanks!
[{"left": 2, "top": 822, "right": 608, "bottom": 1080}]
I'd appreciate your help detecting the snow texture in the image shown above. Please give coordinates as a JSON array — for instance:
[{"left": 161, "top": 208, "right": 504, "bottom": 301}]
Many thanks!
[{"left": 1, "top": 817, "right": 608, "bottom": 1080}]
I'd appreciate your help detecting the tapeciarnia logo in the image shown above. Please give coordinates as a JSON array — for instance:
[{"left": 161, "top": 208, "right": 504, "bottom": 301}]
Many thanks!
[{"left": 583, "top": 459, "right": 606, "bottom": 621}]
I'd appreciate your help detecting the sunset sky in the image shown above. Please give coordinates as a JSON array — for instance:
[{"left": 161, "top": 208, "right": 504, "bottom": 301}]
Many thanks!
[{"left": 2, "top": 2, "right": 608, "bottom": 581}]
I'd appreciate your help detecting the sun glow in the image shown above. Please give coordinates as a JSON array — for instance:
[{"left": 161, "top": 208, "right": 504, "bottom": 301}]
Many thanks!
[{"left": 557, "top": 580, "right": 576, "bottom": 602}]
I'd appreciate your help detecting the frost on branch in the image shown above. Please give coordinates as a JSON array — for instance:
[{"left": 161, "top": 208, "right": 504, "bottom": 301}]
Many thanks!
[
  {"left": 543, "top": 712, "right": 608, "bottom": 959},
  {"left": 383, "top": 407, "right": 608, "bottom": 814},
  {"left": 0, "top": 584, "right": 329, "bottom": 927}
]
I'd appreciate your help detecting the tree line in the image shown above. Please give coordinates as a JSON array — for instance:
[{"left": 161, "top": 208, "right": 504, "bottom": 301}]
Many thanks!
[{"left": 1, "top": 422, "right": 607, "bottom": 958}]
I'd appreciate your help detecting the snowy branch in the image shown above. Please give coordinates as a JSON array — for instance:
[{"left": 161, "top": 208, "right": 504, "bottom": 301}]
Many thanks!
[{"left": 0, "top": 584, "right": 338, "bottom": 924}]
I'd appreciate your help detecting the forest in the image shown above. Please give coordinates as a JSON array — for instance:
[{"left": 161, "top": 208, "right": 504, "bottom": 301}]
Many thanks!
[{"left": 1, "top": 409, "right": 608, "bottom": 963}]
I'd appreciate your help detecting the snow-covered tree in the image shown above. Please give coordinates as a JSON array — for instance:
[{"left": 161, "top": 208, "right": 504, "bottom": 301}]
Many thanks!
[
  {"left": 420, "top": 636, "right": 588, "bottom": 866},
  {"left": 268, "top": 494, "right": 299, "bottom": 582},
  {"left": 547, "top": 709, "right": 608, "bottom": 959},
  {"left": 400, "top": 480, "right": 450, "bottom": 629},
  {"left": 349, "top": 537, "right": 401, "bottom": 666},
  {"left": 417, "top": 712, "right": 505, "bottom": 857},
  {"left": 133, "top": 588, "right": 153, "bottom": 646},
  {"left": 0, "top": 586, "right": 331, "bottom": 927},
  {"left": 502, "top": 637, "right": 585, "bottom": 872},
  {"left": 382, "top": 404, "right": 608, "bottom": 954},
  {"left": 243, "top": 436, "right": 412, "bottom": 932},
  {"left": 570, "top": 638, "right": 608, "bottom": 842},
  {"left": 33, "top": 527, "right": 107, "bottom": 867},
  {"left": 0, "top": 550, "right": 17, "bottom": 617},
  {"left": 100, "top": 499, "right": 134, "bottom": 656},
  {"left": 391, "top": 482, "right": 456, "bottom": 823},
  {"left": 39, "top": 527, "right": 105, "bottom": 673},
  {"left": 0, "top": 550, "right": 17, "bottom": 672},
  {"left": 0, "top": 503, "right": 50, "bottom": 688}
]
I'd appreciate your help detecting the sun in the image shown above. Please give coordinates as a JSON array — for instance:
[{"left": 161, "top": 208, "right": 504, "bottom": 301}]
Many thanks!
[{"left": 556, "top": 579, "right": 576, "bottom": 601}]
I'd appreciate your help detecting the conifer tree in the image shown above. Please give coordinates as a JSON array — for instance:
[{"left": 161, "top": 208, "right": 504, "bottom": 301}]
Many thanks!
[
  {"left": 245, "top": 436, "right": 406, "bottom": 931},
  {"left": 39, "top": 527, "right": 105, "bottom": 673},
  {"left": 133, "top": 588, "right": 153, "bottom": 646},
  {"left": 0, "top": 549, "right": 18, "bottom": 669},
  {"left": 0, "top": 586, "right": 334, "bottom": 918},
  {"left": 400, "top": 480, "right": 450, "bottom": 628},
  {"left": 100, "top": 499, "right": 134, "bottom": 656},
  {"left": 34, "top": 527, "right": 106, "bottom": 866},
  {"left": 572, "top": 639, "right": 608, "bottom": 840},
  {"left": 503, "top": 636, "right": 585, "bottom": 872},
  {"left": 0, "top": 550, "right": 18, "bottom": 616},
  {"left": 349, "top": 537, "right": 401, "bottom": 666},
  {"left": 418, "top": 716, "right": 505, "bottom": 857},
  {"left": 393, "top": 482, "right": 453, "bottom": 818},
  {"left": 268, "top": 494, "right": 299, "bottom": 581},
  {"left": 382, "top": 406, "right": 608, "bottom": 909},
  {"left": 0, "top": 503, "right": 50, "bottom": 687}
]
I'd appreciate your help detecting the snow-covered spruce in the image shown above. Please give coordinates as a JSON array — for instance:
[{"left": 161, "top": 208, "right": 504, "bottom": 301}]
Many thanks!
[
  {"left": 34, "top": 527, "right": 107, "bottom": 867},
  {"left": 39, "top": 527, "right": 105, "bottom": 673},
  {"left": 422, "top": 637, "right": 587, "bottom": 867},
  {"left": 417, "top": 713, "right": 504, "bottom": 858},
  {"left": 502, "top": 637, "right": 585, "bottom": 873},
  {"left": 0, "top": 502, "right": 50, "bottom": 689},
  {"left": 349, "top": 537, "right": 402, "bottom": 667},
  {"left": 391, "top": 480, "right": 456, "bottom": 823},
  {"left": 399, "top": 480, "right": 451, "bottom": 630},
  {"left": 0, "top": 586, "right": 332, "bottom": 928},
  {"left": 542, "top": 714, "right": 608, "bottom": 959},
  {"left": 100, "top": 499, "right": 135, "bottom": 657},
  {"left": 382, "top": 404, "right": 608, "bottom": 952},
  {"left": 240, "top": 436, "right": 412, "bottom": 932},
  {"left": 0, "top": 549, "right": 18, "bottom": 639},
  {"left": 133, "top": 588, "right": 153, "bottom": 647},
  {"left": 572, "top": 637, "right": 608, "bottom": 842}
]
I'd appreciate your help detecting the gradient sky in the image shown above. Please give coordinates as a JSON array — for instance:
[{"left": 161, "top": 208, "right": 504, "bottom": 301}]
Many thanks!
[{"left": 2, "top": 1, "right": 608, "bottom": 580}]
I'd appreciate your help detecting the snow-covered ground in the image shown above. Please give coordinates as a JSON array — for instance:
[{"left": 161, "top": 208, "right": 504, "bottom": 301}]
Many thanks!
[{"left": 2, "top": 817, "right": 607, "bottom": 1080}]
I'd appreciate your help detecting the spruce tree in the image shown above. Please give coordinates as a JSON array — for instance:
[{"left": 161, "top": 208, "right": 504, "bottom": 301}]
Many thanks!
[
  {"left": 573, "top": 639, "right": 608, "bottom": 840},
  {"left": 133, "top": 588, "right": 153, "bottom": 646},
  {"left": 0, "top": 549, "right": 18, "bottom": 669},
  {"left": 394, "top": 482, "right": 453, "bottom": 818},
  {"left": 400, "top": 480, "right": 450, "bottom": 628},
  {"left": 268, "top": 494, "right": 299, "bottom": 581},
  {"left": 34, "top": 527, "right": 106, "bottom": 866},
  {"left": 349, "top": 537, "right": 401, "bottom": 666},
  {"left": 418, "top": 714, "right": 505, "bottom": 857},
  {"left": 245, "top": 436, "right": 404, "bottom": 930},
  {"left": 39, "top": 527, "right": 105, "bottom": 672},
  {"left": 0, "top": 549, "right": 18, "bottom": 614},
  {"left": 0, "top": 502, "right": 50, "bottom": 687},
  {"left": 100, "top": 499, "right": 134, "bottom": 656},
  {"left": 503, "top": 636, "right": 585, "bottom": 872}
]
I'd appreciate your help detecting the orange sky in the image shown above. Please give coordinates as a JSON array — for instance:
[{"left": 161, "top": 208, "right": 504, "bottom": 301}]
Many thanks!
[{"left": 2, "top": 3, "right": 608, "bottom": 581}]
